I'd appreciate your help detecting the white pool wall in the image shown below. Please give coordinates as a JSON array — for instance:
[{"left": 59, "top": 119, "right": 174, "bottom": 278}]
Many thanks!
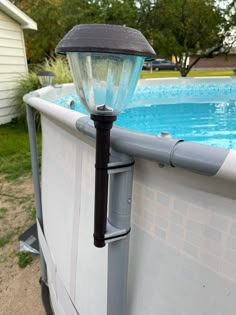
[
  {"left": 129, "top": 157, "right": 236, "bottom": 314},
  {"left": 40, "top": 115, "right": 108, "bottom": 314},
  {"left": 25, "top": 78, "right": 236, "bottom": 315}
]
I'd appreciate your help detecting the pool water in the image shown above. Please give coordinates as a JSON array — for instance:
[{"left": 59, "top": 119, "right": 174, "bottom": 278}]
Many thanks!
[
  {"left": 53, "top": 82, "right": 236, "bottom": 150},
  {"left": 117, "top": 101, "right": 236, "bottom": 149}
]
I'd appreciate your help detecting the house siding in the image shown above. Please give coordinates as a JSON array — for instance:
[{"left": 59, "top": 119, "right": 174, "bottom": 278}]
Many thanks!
[
  {"left": 0, "top": 10, "right": 28, "bottom": 124},
  {"left": 190, "top": 54, "right": 236, "bottom": 69}
]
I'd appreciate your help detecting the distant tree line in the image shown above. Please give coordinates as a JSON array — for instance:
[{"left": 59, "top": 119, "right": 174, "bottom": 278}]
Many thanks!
[{"left": 11, "top": 0, "right": 236, "bottom": 76}]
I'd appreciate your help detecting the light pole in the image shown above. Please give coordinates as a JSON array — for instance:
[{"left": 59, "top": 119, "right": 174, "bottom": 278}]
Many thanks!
[
  {"left": 56, "top": 24, "right": 156, "bottom": 248},
  {"left": 37, "top": 70, "right": 55, "bottom": 87}
]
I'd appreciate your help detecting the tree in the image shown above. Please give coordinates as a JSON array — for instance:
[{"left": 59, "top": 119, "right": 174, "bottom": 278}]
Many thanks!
[
  {"left": 135, "top": 0, "right": 155, "bottom": 39},
  {"left": 12, "top": 0, "right": 64, "bottom": 63},
  {"left": 13, "top": 0, "right": 142, "bottom": 63},
  {"left": 97, "top": 0, "right": 138, "bottom": 27},
  {"left": 149, "top": 0, "right": 228, "bottom": 76},
  {"left": 227, "top": 0, "right": 236, "bottom": 35},
  {"left": 12, "top": 0, "right": 234, "bottom": 71},
  {"left": 60, "top": 0, "right": 101, "bottom": 33},
  {"left": 60, "top": 0, "right": 138, "bottom": 32}
]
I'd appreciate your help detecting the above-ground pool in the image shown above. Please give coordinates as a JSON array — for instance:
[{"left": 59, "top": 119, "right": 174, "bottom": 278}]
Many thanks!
[
  {"left": 54, "top": 78, "right": 236, "bottom": 150},
  {"left": 25, "top": 77, "right": 236, "bottom": 315}
]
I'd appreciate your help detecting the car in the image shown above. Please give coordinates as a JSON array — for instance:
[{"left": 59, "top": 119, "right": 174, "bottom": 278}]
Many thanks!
[{"left": 143, "top": 59, "right": 178, "bottom": 71}]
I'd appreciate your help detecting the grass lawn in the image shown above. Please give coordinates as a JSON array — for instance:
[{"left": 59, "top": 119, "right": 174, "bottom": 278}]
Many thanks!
[
  {"left": 140, "top": 69, "right": 234, "bottom": 79},
  {"left": 0, "top": 123, "right": 41, "bottom": 180},
  {"left": 0, "top": 122, "right": 40, "bottom": 265}
]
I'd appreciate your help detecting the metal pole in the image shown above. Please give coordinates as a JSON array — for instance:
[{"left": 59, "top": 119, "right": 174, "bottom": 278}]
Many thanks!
[
  {"left": 107, "top": 150, "right": 134, "bottom": 315},
  {"left": 91, "top": 114, "right": 116, "bottom": 248},
  {"left": 26, "top": 105, "right": 46, "bottom": 279},
  {"left": 26, "top": 104, "right": 53, "bottom": 315}
]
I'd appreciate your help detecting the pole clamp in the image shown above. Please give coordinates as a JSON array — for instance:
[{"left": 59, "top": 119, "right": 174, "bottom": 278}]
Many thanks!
[
  {"left": 104, "top": 221, "right": 131, "bottom": 244},
  {"left": 107, "top": 159, "right": 135, "bottom": 175}
]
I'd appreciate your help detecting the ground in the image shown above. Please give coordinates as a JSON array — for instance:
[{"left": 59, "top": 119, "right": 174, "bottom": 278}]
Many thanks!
[{"left": 0, "top": 176, "right": 44, "bottom": 315}]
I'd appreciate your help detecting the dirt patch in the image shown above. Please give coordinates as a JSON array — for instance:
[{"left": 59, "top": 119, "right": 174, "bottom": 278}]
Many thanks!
[{"left": 0, "top": 176, "right": 44, "bottom": 315}]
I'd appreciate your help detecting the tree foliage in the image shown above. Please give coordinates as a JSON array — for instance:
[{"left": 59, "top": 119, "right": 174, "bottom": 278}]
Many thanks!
[
  {"left": 227, "top": 0, "right": 236, "bottom": 39},
  {"left": 60, "top": 0, "right": 138, "bottom": 31},
  {"left": 12, "top": 0, "right": 63, "bottom": 63},
  {"left": 11, "top": 0, "right": 236, "bottom": 76},
  {"left": 148, "top": 0, "right": 228, "bottom": 76}
]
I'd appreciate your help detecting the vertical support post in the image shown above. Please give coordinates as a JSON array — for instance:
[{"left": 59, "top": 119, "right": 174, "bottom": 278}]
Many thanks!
[
  {"left": 91, "top": 114, "right": 116, "bottom": 248},
  {"left": 26, "top": 104, "right": 46, "bottom": 279},
  {"left": 26, "top": 104, "right": 53, "bottom": 315},
  {"left": 107, "top": 151, "right": 134, "bottom": 315}
]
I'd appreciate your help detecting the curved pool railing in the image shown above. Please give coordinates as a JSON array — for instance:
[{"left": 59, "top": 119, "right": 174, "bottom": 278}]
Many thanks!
[{"left": 24, "top": 80, "right": 236, "bottom": 181}]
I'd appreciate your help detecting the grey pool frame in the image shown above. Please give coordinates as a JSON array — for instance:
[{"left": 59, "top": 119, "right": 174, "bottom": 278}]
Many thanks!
[{"left": 76, "top": 116, "right": 229, "bottom": 176}]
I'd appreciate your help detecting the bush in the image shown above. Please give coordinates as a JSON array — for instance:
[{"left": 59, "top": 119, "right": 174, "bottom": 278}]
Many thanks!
[
  {"left": 14, "top": 57, "right": 73, "bottom": 127},
  {"left": 14, "top": 71, "right": 41, "bottom": 127},
  {"left": 43, "top": 57, "right": 72, "bottom": 84}
]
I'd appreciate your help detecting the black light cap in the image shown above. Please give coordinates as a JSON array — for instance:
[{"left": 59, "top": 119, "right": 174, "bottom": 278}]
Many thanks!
[
  {"left": 55, "top": 24, "right": 156, "bottom": 61},
  {"left": 37, "top": 71, "right": 55, "bottom": 77}
]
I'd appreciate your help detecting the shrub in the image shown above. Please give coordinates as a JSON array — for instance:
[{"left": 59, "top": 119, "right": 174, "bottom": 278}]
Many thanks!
[
  {"left": 13, "top": 71, "right": 41, "bottom": 127},
  {"left": 43, "top": 57, "right": 72, "bottom": 84},
  {"left": 13, "top": 57, "right": 72, "bottom": 127}
]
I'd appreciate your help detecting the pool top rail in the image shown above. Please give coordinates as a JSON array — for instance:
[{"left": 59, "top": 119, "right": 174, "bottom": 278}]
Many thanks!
[{"left": 23, "top": 79, "right": 236, "bottom": 182}]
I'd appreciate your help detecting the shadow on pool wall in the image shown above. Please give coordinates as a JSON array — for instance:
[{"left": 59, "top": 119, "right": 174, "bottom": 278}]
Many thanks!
[{"left": 24, "top": 77, "right": 236, "bottom": 315}]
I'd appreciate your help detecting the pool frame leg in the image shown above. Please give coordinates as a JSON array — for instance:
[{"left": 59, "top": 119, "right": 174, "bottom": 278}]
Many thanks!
[
  {"left": 107, "top": 150, "right": 134, "bottom": 315},
  {"left": 26, "top": 104, "right": 53, "bottom": 315}
]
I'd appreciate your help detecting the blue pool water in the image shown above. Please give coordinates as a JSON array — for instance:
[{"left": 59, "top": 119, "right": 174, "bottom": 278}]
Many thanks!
[
  {"left": 53, "top": 82, "right": 236, "bottom": 150},
  {"left": 117, "top": 101, "right": 236, "bottom": 149}
]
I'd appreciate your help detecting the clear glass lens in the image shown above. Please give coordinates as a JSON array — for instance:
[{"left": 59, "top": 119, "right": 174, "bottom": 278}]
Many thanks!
[
  {"left": 67, "top": 52, "right": 144, "bottom": 115},
  {"left": 38, "top": 76, "right": 54, "bottom": 87}
]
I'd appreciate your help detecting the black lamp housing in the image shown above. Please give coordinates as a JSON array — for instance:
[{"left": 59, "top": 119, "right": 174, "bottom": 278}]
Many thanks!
[{"left": 55, "top": 24, "right": 156, "bottom": 60}]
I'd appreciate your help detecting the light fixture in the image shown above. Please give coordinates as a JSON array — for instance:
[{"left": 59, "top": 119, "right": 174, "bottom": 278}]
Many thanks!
[
  {"left": 56, "top": 24, "right": 156, "bottom": 247},
  {"left": 37, "top": 70, "right": 55, "bottom": 87}
]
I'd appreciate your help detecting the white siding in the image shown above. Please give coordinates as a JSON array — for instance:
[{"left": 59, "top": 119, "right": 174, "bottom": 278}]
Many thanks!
[
  {"left": 0, "top": 9, "right": 28, "bottom": 124},
  {"left": 1, "top": 38, "right": 24, "bottom": 48},
  {"left": 0, "top": 55, "right": 25, "bottom": 64},
  {"left": 0, "top": 89, "right": 17, "bottom": 99}
]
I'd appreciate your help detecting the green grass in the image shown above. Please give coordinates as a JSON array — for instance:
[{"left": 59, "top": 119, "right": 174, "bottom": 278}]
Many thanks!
[
  {"left": 17, "top": 251, "right": 33, "bottom": 268},
  {"left": 0, "top": 122, "right": 40, "bottom": 270},
  {"left": 30, "top": 207, "right": 36, "bottom": 220},
  {"left": 0, "top": 123, "right": 41, "bottom": 180},
  {"left": 140, "top": 69, "right": 234, "bottom": 79},
  {"left": 0, "top": 231, "right": 14, "bottom": 248},
  {"left": 0, "top": 207, "right": 8, "bottom": 219}
]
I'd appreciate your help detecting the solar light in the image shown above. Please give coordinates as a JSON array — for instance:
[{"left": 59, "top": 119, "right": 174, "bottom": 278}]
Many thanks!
[
  {"left": 56, "top": 24, "right": 156, "bottom": 247},
  {"left": 37, "top": 71, "right": 55, "bottom": 87}
]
